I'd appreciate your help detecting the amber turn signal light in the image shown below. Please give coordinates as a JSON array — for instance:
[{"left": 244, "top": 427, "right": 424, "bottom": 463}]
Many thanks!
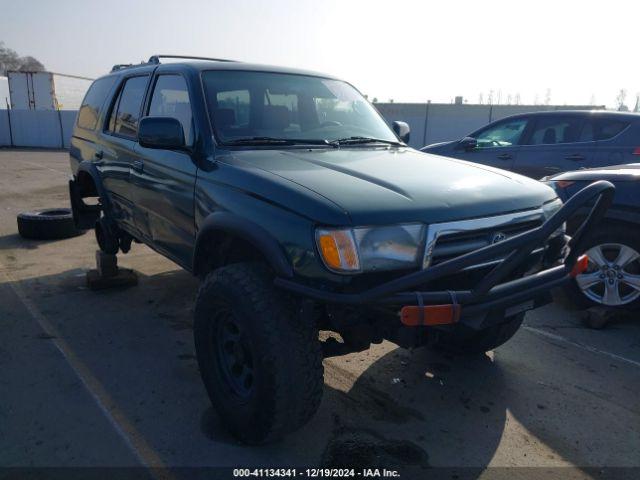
[
  {"left": 316, "top": 229, "right": 360, "bottom": 272},
  {"left": 400, "top": 304, "right": 461, "bottom": 326}
]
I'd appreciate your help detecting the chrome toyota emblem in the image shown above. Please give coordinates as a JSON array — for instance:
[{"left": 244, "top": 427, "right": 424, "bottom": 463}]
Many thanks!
[{"left": 491, "top": 232, "right": 507, "bottom": 244}]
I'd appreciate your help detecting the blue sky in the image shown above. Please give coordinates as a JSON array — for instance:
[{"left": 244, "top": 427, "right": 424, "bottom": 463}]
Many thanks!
[{"left": 1, "top": 0, "right": 638, "bottom": 107}]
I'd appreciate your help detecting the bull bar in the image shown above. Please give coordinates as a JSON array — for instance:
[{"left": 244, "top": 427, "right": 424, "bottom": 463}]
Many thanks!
[{"left": 275, "top": 181, "right": 615, "bottom": 327}]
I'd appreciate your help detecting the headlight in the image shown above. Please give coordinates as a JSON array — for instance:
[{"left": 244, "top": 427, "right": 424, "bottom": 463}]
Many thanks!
[
  {"left": 542, "top": 198, "right": 565, "bottom": 237},
  {"left": 316, "top": 223, "right": 425, "bottom": 273},
  {"left": 542, "top": 198, "right": 563, "bottom": 219}
]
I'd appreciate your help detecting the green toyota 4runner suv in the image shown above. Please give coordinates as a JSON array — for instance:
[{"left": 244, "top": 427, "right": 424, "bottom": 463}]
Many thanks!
[{"left": 69, "top": 55, "right": 613, "bottom": 444}]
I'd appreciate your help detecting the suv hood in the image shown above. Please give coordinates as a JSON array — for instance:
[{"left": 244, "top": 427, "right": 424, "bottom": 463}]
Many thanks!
[{"left": 228, "top": 147, "right": 557, "bottom": 225}]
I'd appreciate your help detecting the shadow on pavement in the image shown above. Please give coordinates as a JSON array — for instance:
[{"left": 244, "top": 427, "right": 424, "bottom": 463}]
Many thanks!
[{"left": 1, "top": 261, "right": 637, "bottom": 479}]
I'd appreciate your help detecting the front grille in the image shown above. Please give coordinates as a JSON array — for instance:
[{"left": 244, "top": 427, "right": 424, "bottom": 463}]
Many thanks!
[{"left": 425, "top": 211, "right": 543, "bottom": 266}]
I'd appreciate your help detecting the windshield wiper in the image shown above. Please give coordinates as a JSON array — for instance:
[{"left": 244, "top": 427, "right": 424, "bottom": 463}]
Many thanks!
[
  {"left": 225, "top": 137, "right": 331, "bottom": 146},
  {"left": 329, "top": 136, "right": 404, "bottom": 147}
]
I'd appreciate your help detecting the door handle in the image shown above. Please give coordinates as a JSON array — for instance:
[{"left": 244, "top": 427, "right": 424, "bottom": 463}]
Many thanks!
[
  {"left": 565, "top": 154, "right": 585, "bottom": 161},
  {"left": 497, "top": 153, "right": 512, "bottom": 160},
  {"left": 94, "top": 150, "right": 103, "bottom": 160},
  {"left": 131, "top": 160, "right": 144, "bottom": 172}
]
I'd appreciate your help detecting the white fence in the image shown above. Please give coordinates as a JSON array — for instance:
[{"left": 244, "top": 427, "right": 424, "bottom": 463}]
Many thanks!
[
  {"left": 0, "top": 103, "right": 600, "bottom": 150},
  {"left": 374, "top": 103, "right": 601, "bottom": 149},
  {"left": 0, "top": 109, "right": 77, "bottom": 148}
]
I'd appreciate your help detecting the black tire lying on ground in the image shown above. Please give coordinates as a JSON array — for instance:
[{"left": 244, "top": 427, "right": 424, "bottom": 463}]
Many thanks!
[{"left": 17, "top": 208, "right": 82, "bottom": 240}]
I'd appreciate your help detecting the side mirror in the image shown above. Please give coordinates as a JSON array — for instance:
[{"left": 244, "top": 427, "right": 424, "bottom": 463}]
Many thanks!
[
  {"left": 392, "top": 121, "right": 410, "bottom": 144},
  {"left": 458, "top": 136, "right": 477, "bottom": 151},
  {"left": 138, "top": 117, "right": 186, "bottom": 150}
]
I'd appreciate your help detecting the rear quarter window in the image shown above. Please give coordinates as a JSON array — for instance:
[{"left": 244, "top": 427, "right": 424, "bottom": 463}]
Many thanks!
[
  {"left": 76, "top": 77, "right": 117, "bottom": 130},
  {"left": 106, "top": 75, "right": 149, "bottom": 139},
  {"left": 595, "top": 119, "right": 630, "bottom": 141}
]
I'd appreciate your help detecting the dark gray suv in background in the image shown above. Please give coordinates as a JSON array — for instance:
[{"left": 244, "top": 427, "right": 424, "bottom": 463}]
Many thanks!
[{"left": 422, "top": 111, "right": 640, "bottom": 178}]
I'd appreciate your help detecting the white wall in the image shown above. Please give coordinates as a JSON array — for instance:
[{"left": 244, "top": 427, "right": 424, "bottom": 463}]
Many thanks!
[
  {"left": 0, "top": 109, "right": 77, "bottom": 148},
  {"left": 0, "top": 103, "right": 601, "bottom": 149},
  {"left": 0, "top": 77, "right": 9, "bottom": 109},
  {"left": 375, "top": 103, "right": 601, "bottom": 148}
]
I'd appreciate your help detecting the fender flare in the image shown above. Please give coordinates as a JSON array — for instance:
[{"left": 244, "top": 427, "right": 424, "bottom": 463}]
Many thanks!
[
  {"left": 193, "top": 212, "right": 294, "bottom": 278},
  {"left": 74, "top": 161, "right": 114, "bottom": 218}
]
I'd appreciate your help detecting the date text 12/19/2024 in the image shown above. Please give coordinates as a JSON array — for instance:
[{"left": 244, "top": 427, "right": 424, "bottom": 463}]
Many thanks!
[{"left": 233, "top": 469, "right": 401, "bottom": 478}]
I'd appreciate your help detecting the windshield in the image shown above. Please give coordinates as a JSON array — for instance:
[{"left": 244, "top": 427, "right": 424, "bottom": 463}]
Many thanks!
[{"left": 201, "top": 70, "right": 398, "bottom": 145}]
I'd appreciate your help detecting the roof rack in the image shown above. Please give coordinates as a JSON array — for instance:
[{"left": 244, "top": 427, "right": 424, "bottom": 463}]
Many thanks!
[
  {"left": 147, "top": 54, "right": 237, "bottom": 64},
  {"left": 110, "top": 55, "right": 237, "bottom": 73},
  {"left": 111, "top": 64, "right": 136, "bottom": 72}
]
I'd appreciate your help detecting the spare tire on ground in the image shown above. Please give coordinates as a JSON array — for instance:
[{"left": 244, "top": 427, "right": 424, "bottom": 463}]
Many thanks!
[{"left": 17, "top": 208, "right": 82, "bottom": 240}]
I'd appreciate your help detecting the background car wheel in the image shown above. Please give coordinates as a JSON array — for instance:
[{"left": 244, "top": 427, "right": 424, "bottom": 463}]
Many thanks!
[
  {"left": 564, "top": 224, "right": 640, "bottom": 309},
  {"left": 429, "top": 313, "right": 524, "bottom": 354},
  {"left": 194, "top": 263, "right": 324, "bottom": 445},
  {"left": 17, "top": 208, "right": 82, "bottom": 240}
]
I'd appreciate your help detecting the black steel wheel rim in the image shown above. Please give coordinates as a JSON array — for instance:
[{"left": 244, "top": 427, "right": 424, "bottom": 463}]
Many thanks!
[{"left": 213, "top": 309, "right": 254, "bottom": 399}]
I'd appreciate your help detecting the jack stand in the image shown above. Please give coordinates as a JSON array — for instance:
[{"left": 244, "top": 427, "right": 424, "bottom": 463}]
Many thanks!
[
  {"left": 582, "top": 306, "right": 614, "bottom": 329},
  {"left": 582, "top": 306, "right": 635, "bottom": 330},
  {"left": 86, "top": 250, "right": 138, "bottom": 290}
]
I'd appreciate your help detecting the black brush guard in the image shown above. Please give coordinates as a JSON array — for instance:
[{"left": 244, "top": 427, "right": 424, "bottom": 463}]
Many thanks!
[{"left": 276, "top": 181, "right": 615, "bottom": 327}]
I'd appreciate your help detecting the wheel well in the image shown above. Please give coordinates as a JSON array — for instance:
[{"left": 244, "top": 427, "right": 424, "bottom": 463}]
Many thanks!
[
  {"left": 77, "top": 170, "right": 99, "bottom": 198},
  {"left": 194, "top": 231, "right": 272, "bottom": 277}
]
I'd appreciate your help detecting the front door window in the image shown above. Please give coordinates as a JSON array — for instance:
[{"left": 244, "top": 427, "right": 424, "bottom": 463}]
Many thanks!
[{"left": 475, "top": 118, "right": 527, "bottom": 148}]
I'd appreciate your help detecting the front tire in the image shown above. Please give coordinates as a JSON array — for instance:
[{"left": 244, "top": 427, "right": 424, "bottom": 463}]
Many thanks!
[{"left": 194, "top": 263, "right": 324, "bottom": 444}]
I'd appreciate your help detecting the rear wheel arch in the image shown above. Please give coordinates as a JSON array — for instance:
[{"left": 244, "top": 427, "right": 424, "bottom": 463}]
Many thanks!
[
  {"left": 76, "top": 169, "right": 99, "bottom": 197},
  {"left": 193, "top": 213, "right": 294, "bottom": 278},
  {"left": 75, "top": 162, "right": 110, "bottom": 204},
  {"left": 70, "top": 162, "right": 113, "bottom": 230}
]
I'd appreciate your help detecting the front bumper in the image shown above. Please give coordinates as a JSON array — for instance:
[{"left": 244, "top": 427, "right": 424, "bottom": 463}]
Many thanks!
[{"left": 275, "top": 181, "right": 615, "bottom": 330}]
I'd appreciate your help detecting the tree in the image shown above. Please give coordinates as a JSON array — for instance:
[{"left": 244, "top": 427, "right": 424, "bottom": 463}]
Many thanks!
[
  {"left": 0, "top": 42, "right": 45, "bottom": 75},
  {"left": 17, "top": 56, "right": 44, "bottom": 72},
  {"left": 616, "top": 89, "right": 628, "bottom": 111}
]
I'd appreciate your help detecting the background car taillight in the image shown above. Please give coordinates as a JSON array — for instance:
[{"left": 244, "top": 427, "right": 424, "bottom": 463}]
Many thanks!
[
  {"left": 632, "top": 147, "right": 640, "bottom": 155},
  {"left": 554, "top": 180, "right": 575, "bottom": 189}
]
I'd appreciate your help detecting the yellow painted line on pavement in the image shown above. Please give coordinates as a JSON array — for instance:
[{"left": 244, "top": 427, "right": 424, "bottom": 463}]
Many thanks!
[{"left": 1, "top": 265, "right": 177, "bottom": 480}]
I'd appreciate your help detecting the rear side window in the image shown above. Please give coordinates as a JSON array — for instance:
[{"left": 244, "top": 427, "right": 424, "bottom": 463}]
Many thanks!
[
  {"left": 148, "top": 75, "right": 193, "bottom": 145},
  {"left": 107, "top": 76, "right": 149, "bottom": 139},
  {"left": 526, "top": 116, "right": 583, "bottom": 145},
  {"left": 595, "top": 120, "right": 629, "bottom": 140},
  {"left": 77, "top": 77, "right": 116, "bottom": 130},
  {"left": 215, "top": 89, "right": 251, "bottom": 134}
]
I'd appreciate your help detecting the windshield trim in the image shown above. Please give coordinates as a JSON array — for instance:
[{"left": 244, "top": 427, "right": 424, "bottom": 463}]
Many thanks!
[{"left": 198, "top": 69, "right": 399, "bottom": 148}]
